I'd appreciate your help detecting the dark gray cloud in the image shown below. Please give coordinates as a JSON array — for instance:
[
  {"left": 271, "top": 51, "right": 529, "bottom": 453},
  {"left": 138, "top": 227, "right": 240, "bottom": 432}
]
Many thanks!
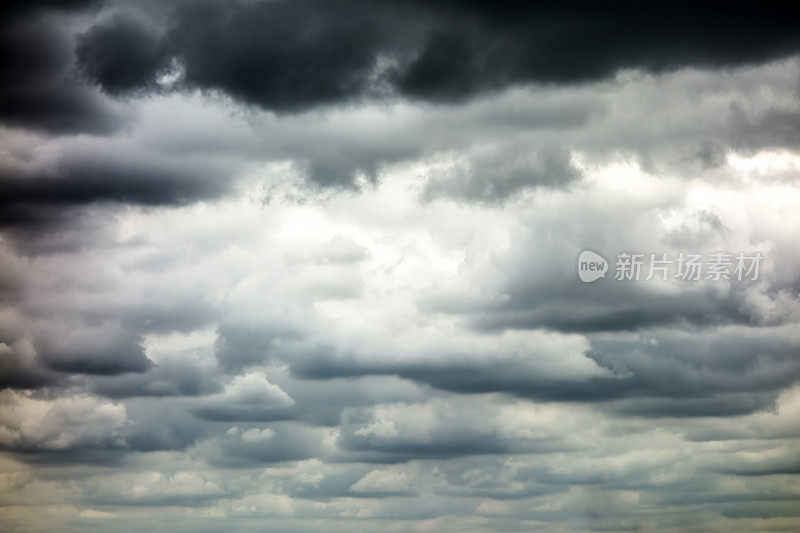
[
  {"left": 393, "top": 0, "right": 800, "bottom": 97},
  {"left": 76, "top": 13, "right": 172, "bottom": 95},
  {"left": 124, "top": 399, "right": 208, "bottom": 452},
  {"left": 0, "top": 341, "right": 59, "bottom": 389},
  {"left": 77, "top": 0, "right": 394, "bottom": 110},
  {"left": 0, "top": 136, "right": 243, "bottom": 247},
  {"left": 33, "top": 321, "right": 152, "bottom": 375},
  {"left": 423, "top": 144, "right": 582, "bottom": 202},
  {"left": 0, "top": 11, "right": 122, "bottom": 134},
  {"left": 213, "top": 320, "right": 301, "bottom": 373},
  {"left": 283, "top": 324, "right": 800, "bottom": 418},
  {"left": 90, "top": 356, "right": 220, "bottom": 399},
  {"left": 335, "top": 402, "right": 571, "bottom": 463},
  {"left": 166, "top": 0, "right": 391, "bottom": 113},
  {"left": 74, "top": 0, "right": 800, "bottom": 112},
  {"left": 0, "top": 152, "right": 231, "bottom": 226},
  {"left": 3, "top": 0, "right": 100, "bottom": 17},
  {"left": 2, "top": 2, "right": 800, "bottom": 530},
  {"left": 457, "top": 281, "right": 755, "bottom": 333},
  {"left": 206, "top": 423, "right": 328, "bottom": 465}
]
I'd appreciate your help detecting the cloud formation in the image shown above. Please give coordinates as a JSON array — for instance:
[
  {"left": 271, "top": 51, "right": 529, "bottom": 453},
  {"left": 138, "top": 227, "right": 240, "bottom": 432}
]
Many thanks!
[
  {"left": 74, "top": 0, "right": 800, "bottom": 112},
  {"left": 1, "top": 1, "right": 800, "bottom": 531}
]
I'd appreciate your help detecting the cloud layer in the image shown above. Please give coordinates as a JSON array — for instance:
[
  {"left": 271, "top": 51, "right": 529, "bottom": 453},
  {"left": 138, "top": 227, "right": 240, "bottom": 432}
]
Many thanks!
[{"left": 1, "top": 1, "right": 799, "bottom": 531}]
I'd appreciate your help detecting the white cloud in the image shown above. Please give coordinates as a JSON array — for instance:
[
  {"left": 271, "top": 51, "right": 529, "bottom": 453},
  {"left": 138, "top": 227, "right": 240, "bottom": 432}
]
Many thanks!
[
  {"left": 0, "top": 391, "right": 128, "bottom": 450},
  {"left": 350, "top": 469, "right": 410, "bottom": 494}
]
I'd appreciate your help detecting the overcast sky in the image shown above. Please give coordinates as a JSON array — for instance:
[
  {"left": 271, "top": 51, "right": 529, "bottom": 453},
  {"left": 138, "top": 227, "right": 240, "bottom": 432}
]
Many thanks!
[{"left": 1, "top": 1, "right": 800, "bottom": 531}]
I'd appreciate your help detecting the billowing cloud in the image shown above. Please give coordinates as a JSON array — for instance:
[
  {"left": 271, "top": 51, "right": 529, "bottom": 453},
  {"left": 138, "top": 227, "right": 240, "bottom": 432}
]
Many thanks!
[
  {"left": 194, "top": 372, "right": 295, "bottom": 421},
  {"left": 0, "top": 390, "right": 128, "bottom": 452},
  {"left": 1, "top": 2, "right": 800, "bottom": 531},
  {"left": 74, "top": 0, "right": 800, "bottom": 112}
]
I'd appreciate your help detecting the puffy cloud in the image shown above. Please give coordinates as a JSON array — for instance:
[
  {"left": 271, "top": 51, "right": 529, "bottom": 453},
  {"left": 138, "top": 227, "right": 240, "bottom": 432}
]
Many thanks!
[
  {"left": 0, "top": 391, "right": 128, "bottom": 451},
  {"left": 194, "top": 372, "right": 295, "bottom": 421}
]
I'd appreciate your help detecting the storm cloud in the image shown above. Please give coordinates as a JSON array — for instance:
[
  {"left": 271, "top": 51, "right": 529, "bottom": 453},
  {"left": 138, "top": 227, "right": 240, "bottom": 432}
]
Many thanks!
[
  {"left": 1, "top": 1, "right": 800, "bottom": 532},
  {"left": 74, "top": 0, "right": 800, "bottom": 111}
]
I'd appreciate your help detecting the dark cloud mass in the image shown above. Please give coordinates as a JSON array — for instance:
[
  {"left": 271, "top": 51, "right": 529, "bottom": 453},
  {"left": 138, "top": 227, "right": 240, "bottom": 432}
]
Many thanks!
[
  {"left": 0, "top": 155, "right": 230, "bottom": 213},
  {"left": 1, "top": 1, "right": 800, "bottom": 532},
  {"left": 33, "top": 322, "right": 151, "bottom": 375},
  {"left": 76, "top": 13, "right": 172, "bottom": 95},
  {"left": 0, "top": 141, "right": 240, "bottom": 230},
  {"left": 74, "top": 0, "right": 800, "bottom": 111},
  {"left": 0, "top": 6, "right": 121, "bottom": 133}
]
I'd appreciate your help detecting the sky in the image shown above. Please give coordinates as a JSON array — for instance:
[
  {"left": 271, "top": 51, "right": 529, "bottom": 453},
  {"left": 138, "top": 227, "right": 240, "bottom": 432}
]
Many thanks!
[{"left": 1, "top": 1, "right": 800, "bottom": 531}]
